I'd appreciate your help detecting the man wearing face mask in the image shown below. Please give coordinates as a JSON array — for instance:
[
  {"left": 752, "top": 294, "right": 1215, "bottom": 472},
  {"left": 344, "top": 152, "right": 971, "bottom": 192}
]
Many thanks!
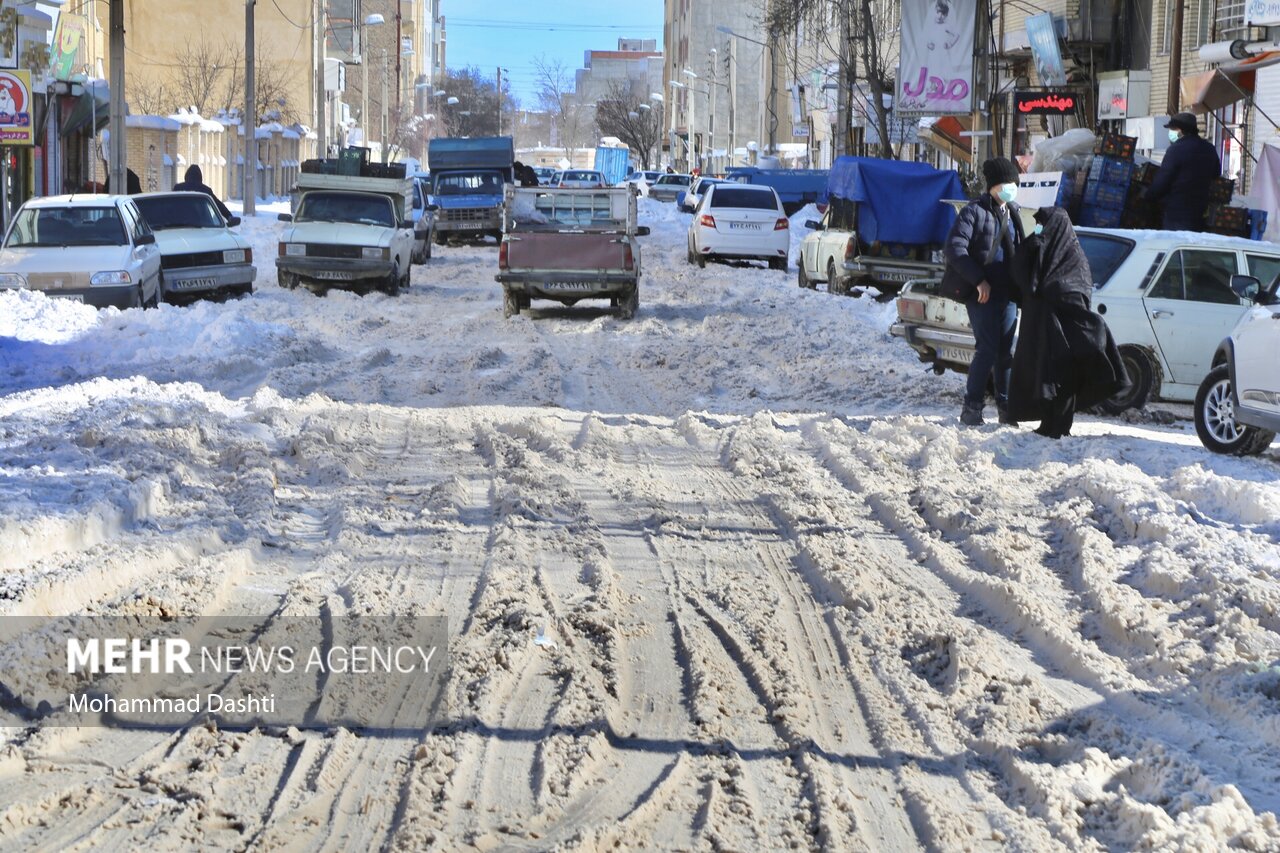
[
  {"left": 941, "top": 157, "right": 1026, "bottom": 426},
  {"left": 1145, "top": 112, "right": 1222, "bottom": 231}
]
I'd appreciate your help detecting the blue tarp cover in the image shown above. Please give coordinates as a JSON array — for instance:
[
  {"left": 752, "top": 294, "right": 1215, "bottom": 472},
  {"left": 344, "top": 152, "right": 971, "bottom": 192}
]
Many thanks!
[{"left": 826, "top": 156, "right": 965, "bottom": 244}]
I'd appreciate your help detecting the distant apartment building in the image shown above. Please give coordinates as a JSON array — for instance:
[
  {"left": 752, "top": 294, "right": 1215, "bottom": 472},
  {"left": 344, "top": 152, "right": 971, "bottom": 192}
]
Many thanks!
[{"left": 572, "top": 39, "right": 664, "bottom": 150}]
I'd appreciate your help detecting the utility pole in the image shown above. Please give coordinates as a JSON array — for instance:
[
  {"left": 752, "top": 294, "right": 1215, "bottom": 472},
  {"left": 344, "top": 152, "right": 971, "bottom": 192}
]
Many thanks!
[
  {"left": 1167, "top": 0, "right": 1185, "bottom": 114},
  {"left": 108, "top": 0, "right": 125, "bottom": 193},
  {"left": 381, "top": 50, "right": 389, "bottom": 163},
  {"left": 314, "top": 0, "right": 325, "bottom": 158},
  {"left": 245, "top": 0, "right": 256, "bottom": 215},
  {"left": 497, "top": 66, "right": 502, "bottom": 134}
]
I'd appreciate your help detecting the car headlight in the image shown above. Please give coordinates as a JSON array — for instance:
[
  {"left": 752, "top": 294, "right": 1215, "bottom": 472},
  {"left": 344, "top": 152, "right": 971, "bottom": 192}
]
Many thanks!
[
  {"left": 90, "top": 270, "right": 132, "bottom": 286},
  {"left": 0, "top": 272, "right": 27, "bottom": 288},
  {"left": 362, "top": 246, "right": 389, "bottom": 260},
  {"left": 223, "top": 249, "right": 247, "bottom": 264},
  {"left": 284, "top": 243, "right": 306, "bottom": 256}
]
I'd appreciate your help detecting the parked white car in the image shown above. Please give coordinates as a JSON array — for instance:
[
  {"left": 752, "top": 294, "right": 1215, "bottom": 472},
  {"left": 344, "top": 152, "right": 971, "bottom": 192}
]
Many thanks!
[
  {"left": 1194, "top": 272, "right": 1280, "bottom": 455},
  {"left": 647, "top": 173, "right": 692, "bottom": 203},
  {"left": 619, "top": 169, "right": 662, "bottom": 195},
  {"left": 796, "top": 204, "right": 856, "bottom": 293},
  {"left": 891, "top": 228, "right": 1280, "bottom": 412},
  {"left": 677, "top": 177, "right": 728, "bottom": 214},
  {"left": 556, "top": 169, "right": 608, "bottom": 189},
  {"left": 0, "top": 194, "right": 162, "bottom": 309},
  {"left": 686, "top": 184, "right": 790, "bottom": 271},
  {"left": 276, "top": 189, "right": 416, "bottom": 295},
  {"left": 132, "top": 192, "right": 255, "bottom": 301}
]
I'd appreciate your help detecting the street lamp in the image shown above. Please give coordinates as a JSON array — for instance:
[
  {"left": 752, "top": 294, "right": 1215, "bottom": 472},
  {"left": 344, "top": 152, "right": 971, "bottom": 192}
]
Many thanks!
[
  {"left": 361, "top": 14, "right": 385, "bottom": 150},
  {"left": 716, "top": 24, "right": 775, "bottom": 159},
  {"left": 681, "top": 68, "right": 699, "bottom": 171}
]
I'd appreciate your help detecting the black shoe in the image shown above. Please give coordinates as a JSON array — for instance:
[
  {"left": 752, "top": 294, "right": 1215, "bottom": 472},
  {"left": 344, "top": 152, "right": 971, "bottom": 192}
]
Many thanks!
[
  {"left": 1033, "top": 424, "right": 1061, "bottom": 439},
  {"left": 997, "top": 408, "right": 1018, "bottom": 426},
  {"left": 960, "top": 404, "right": 984, "bottom": 426}
]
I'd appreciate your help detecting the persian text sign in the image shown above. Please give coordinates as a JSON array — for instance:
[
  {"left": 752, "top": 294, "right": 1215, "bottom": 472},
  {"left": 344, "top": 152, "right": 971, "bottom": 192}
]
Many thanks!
[
  {"left": 0, "top": 69, "right": 33, "bottom": 145},
  {"left": 1014, "top": 91, "right": 1077, "bottom": 115},
  {"left": 1246, "top": 0, "right": 1280, "bottom": 26},
  {"left": 898, "top": 0, "right": 975, "bottom": 114}
]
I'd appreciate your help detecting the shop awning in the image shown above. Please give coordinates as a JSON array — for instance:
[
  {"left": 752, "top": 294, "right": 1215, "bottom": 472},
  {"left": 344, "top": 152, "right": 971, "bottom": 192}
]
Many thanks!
[
  {"left": 1180, "top": 50, "right": 1280, "bottom": 113},
  {"left": 61, "top": 81, "right": 111, "bottom": 137},
  {"left": 920, "top": 115, "right": 973, "bottom": 164}
]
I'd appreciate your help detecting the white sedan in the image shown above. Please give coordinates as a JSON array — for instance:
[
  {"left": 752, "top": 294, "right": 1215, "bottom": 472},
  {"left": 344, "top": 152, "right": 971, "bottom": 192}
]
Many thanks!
[
  {"left": 686, "top": 184, "right": 790, "bottom": 270},
  {"left": 0, "top": 194, "right": 163, "bottom": 309},
  {"left": 133, "top": 192, "right": 255, "bottom": 301}
]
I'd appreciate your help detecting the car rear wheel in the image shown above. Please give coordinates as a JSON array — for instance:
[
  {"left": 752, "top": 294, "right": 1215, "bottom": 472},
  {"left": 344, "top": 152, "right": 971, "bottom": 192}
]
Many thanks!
[
  {"left": 1194, "top": 364, "right": 1276, "bottom": 455},
  {"left": 618, "top": 285, "right": 639, "bottom": 320},
  {"left": 503, "top": 288, "right": 521, "bottom": 318},
  {"left": 1095, "top": 346, "right": 1154, "bottom": 414},
  {"left": 827, "top": 260, "right": 846, "bottom": 295},
  {"left": 798, "top": 264, "right": 813, "bottom": 289}
]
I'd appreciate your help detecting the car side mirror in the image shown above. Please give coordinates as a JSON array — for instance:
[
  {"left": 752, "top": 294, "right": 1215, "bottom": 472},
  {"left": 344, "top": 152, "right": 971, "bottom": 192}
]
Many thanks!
[
  {"left": 1231, "top": 274, "right": 1262, "bottom": 302},
  {"left": 635, "top": 226, "right": 650, "bottom": 236},
  {"left": 805, "top": 220, "right": 822, "bottom": 230},
  {"left": 426, "top": 203, "right": 439, "bottom": 212},
  {"left": 278, "top": 213, "right": 293, "bottom": 222},
  {"left": 135, "top": 233, "right": 156, "bottom": 246},
  {"left": 226, "top": 215, "right": 242, "bottom": 227}
]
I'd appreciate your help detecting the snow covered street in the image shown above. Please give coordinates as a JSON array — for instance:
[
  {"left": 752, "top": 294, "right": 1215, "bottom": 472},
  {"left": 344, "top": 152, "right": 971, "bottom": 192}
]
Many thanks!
[{"left": 1, "top": 198, "right": 1279, "bottom": 850}]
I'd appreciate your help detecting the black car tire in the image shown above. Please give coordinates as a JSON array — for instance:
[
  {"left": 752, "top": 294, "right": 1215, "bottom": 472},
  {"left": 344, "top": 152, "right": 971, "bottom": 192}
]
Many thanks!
[
  {"left": 503, "top": 288, "right": 520, "bottom": 318},
  {"left": 769, "top": 257, "right": 786, "bottom": 271},
  {"left": 827, "top": 260, "right": 846, "bottom": 295},
  {"left": 1096, "top": 346, "right": 1154, "bottom": 414},
  {"left": 798, "top": 264, "right": 812, "bottom": 289},
  {"left": 1194, "top": 364, "right": 1276, "bottom": 455},
  {"left": 618, "top": 285, "right": 639, "bottom": 320}
]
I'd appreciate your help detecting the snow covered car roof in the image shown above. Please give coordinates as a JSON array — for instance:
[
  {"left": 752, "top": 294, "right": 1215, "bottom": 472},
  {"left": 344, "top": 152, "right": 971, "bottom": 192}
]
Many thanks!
[
  {"left": 20, "top": 194, "right": 131, "bottom": 209},
  {"left": 1076, "top": 226, "right": 1274, "bottom": 252}
]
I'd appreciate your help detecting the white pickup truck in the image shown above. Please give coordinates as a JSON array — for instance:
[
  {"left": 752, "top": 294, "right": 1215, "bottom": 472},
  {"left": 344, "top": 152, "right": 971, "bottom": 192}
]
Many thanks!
[
  {"left": 495, "top": 185, "right": 649, "bottom": 319},
  {"left": 890, "top": 227, "right": 1280, "bottom": 413},
  {"left": 276, "top": 173, "right": 419, "bottom": 295}
]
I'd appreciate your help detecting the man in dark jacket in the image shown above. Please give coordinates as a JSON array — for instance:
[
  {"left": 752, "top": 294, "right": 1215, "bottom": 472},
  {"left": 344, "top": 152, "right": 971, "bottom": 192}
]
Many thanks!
[
  {"left": 173, "top": 164, "right": 234, "bottom": 222},
  {"left": 942, "top": 156, "right": 1026, "bottom": 426},
  {"left": 1145, "top": 112, "right": 1221, "bottom": 231},
  {"left": 1009, "top": 206, "right": 1129, "bottom": 437}
]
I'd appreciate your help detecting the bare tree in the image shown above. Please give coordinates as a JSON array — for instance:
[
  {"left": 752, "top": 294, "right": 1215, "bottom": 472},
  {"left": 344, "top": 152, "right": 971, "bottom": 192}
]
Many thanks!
[
  {"left": 172, "top": 35, "right": 234, "bottom": 116},
  {"left": 766, "top": 0, "right": 899, "bottom": 158},
  {"left": 532, "top": 55, "right": 586, "bottom": 158},
  {"left": 594, "top": 80, "right": 664, "bottom": 170},
  {"left": 437, "top": 67, "right": 515, "bottom": 139},
  {"left": 128, "top": 75, "right": 173, "bottom": 116}
]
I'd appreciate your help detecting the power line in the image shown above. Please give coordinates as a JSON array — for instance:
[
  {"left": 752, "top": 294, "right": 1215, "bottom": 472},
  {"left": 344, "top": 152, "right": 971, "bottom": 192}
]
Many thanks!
[{"left": 270, "top": 0, "right": 310, "bottom": 30}]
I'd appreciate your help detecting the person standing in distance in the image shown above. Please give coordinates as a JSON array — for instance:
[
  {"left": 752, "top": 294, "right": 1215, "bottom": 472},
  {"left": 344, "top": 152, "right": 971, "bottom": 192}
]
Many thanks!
[
  {"left": 1145, "top": 112, "right": 1222, "bottom": 231},
  {"left": 941, "top": 157, "right": 1026, "bottom": 426}
]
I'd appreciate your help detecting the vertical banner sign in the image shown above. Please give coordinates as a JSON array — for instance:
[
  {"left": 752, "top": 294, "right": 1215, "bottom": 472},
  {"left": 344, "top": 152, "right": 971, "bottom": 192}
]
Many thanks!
[
  {"left": 0, "top": 69, "right": 33, "bottom": 145},
  {"left": 1026, "top": 14, "right": 1067, "bottom": 87},
  {"left": 50, "top": 13, "right": 90, "bottom": 82},
  {"left": 898, "top": 0, "right": 975, "bottom": 114}
]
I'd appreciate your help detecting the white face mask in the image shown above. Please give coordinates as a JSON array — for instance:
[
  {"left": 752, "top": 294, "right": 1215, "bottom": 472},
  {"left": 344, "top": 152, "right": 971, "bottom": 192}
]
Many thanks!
[{"left": 1168, "top": 129, "right": 1181, "bottom": 144}]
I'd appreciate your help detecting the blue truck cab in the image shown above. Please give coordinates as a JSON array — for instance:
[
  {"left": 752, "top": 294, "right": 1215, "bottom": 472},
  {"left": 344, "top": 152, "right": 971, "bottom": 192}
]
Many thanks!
[
  {"left": 724, "top": 167, "right": 829, "bottom": 216},
  {"left": 427, "top": 136, "right": 515, "bottom": 242}
]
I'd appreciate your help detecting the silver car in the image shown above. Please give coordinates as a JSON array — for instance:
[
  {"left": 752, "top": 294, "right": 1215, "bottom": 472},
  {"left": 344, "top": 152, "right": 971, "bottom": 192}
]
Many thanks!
[
  {"left": 556, "top": 169, "right": 608, "bottom": 188},
  {"left": 648, "top": 173, "right": 692, "bottom": 202}
]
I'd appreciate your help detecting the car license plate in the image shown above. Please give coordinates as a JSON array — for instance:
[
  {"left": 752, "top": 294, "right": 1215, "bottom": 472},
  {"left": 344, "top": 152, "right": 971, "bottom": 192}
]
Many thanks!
[
  {"left": 316, "top": 271, "right": 350, "bottom": 281},
  {"left": 543, "top": 281, "right": 595, "bottom": 292},
  {"left": 456, "top": 223, "right": 484, "bottom": 230},
  {"left": 938, "top": 346, "right": 974, "bottom": 365},
  {"left": 173, "top": 277, "right": 217, "bottom": 290},
  {"left": 875, "top": 270, "right": 917, "bottom": 282},
  {"left": 49, "top": 293, "right": 84, "bottom": 302},
  {"left": 728, "top": 222, "right": 762, "bottom": 231}
]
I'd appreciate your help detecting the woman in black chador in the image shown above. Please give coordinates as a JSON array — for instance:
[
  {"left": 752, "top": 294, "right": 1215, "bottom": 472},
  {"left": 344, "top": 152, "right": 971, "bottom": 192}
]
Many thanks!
[{"left": 1008, "top": 206, "right": 1130, "bottom": 438}]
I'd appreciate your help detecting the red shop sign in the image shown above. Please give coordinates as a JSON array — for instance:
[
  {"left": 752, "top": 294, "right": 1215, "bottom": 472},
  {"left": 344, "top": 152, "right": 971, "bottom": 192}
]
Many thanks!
[{"left": 1014, "top": 91, "right": 1077, "bottom": 115}]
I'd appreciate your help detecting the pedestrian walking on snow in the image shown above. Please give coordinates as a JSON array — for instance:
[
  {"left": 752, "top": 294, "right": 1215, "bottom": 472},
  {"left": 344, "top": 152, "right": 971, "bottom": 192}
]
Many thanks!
[
  {"left": 1008, "top": 206, "right": 1130, "bottom": 438},
  {"left": 941, "top": 156, "right": 1026, "bottom": 426},
  {"left": 173, "top": 164, "right": 234, "bottom": 222}
]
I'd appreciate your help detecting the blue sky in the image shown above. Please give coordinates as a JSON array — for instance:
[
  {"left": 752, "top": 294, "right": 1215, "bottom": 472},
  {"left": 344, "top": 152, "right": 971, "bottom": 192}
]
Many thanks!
[{"left": 442, "top": 1, "right": 665, "bottom": 109}]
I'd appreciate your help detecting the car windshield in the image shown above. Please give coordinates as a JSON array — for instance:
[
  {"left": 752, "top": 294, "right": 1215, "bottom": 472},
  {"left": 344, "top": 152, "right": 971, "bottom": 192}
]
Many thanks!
[
  {"left": 134, "top": 195, "right": 224, "bottom": 230},
  {"left": 4, "top": 206, "right": 127, "bottom": 247},
  {"left": 563, "top": 171, "right": 599, "bottom": 181},
  {"left": 657, "top": 175, "right": 689, "bottom": 186},
  {"left": 433, "top": 170, "right": 505, "bottom": 196},
  {"left": 1080, "top": 234, "right": 1136, "bottom": 288},
  {"left": 296, "top": 192, "right": 395, "bottom": 226},
  {"left": 709, "top": 187, "right": 779, "bottom": 210}
]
